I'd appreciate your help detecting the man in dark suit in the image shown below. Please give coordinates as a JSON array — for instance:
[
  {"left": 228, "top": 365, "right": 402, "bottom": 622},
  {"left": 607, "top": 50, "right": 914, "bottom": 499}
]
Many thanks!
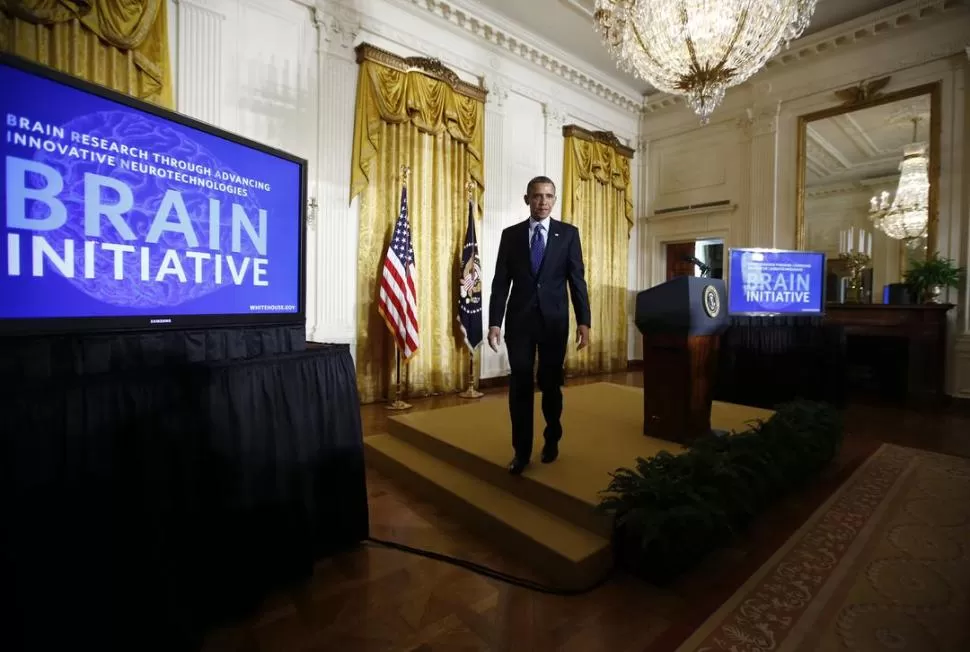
[{"left": 487, "top": 176, "right": 591, "bottom": 475}]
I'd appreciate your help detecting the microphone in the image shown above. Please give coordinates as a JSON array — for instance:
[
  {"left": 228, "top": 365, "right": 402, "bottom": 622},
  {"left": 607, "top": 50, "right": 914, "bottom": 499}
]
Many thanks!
[{"left": 683, "top": 255, "right": 711, "bottom": 277}]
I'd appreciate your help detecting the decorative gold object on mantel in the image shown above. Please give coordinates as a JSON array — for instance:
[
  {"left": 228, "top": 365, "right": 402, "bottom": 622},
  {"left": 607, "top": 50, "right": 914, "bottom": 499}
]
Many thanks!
[
  {"left": 354, "top": 43, "right": 487, "bottom": 102},
  {"left": 795, "top": 80, "right": 942, "bottom": 304},
  {"left": 839, "top": 251, "right": 872, "bottom": 303}
]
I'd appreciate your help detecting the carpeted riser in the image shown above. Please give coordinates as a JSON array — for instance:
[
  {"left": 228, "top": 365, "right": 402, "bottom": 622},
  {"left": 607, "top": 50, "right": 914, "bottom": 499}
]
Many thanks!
[
  {"left": 386, "top": 418, "right": 613, "bottom": 537},
  {"left": 365, "top": 442, "right": 612, "bottom": 591}
]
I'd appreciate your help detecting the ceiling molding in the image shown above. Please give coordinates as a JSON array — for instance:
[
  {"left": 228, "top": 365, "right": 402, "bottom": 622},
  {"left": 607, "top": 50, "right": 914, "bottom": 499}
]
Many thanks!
[
  {"left": 559, "top": 0, "right": 593, "bottom": 19},
  {"left": 806, "top": 173, "right": 898, "bottom": 198},
  {"left": 805, "top": 182, "right": 861, "bottom": 198},
  {"left": 763, "top": 0, "right": 961, "bottom": 71},
  {"left": 806, "top": 159, "right": 829, "bottom": 180},
  {"left": 804, "top": 91, "right": 931, "bottom": 186},
  {"left": 839, "top": 113, "right": 881, "bottom": 158},
  {"left": 859, "top": 174, "right": 901, "bottom": 187},
  {"left": 643, "top": 0, "right": 965, "bottom": 115},
  {"left": 806, "top": 125, "right": 852, "bottom": 169},
  {"left": 386, "top": 0, "right": 644, "bottom": 114}
]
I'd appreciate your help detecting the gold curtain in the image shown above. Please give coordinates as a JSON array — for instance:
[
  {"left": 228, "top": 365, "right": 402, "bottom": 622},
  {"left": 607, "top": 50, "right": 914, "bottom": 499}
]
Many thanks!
[
  {"left": 1, "top": 0, "right": 173, "bottom": 108},
  {"left": 560, "top": 125, "right": 634, "bottom": 377},
  {"left": 351, "top": 44, "right": 486, "bottom": 405}
]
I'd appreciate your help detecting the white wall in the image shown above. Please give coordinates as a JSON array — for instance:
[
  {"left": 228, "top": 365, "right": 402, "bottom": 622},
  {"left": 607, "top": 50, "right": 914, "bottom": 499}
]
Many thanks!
[
  {"left": 169, "top": 0, "right": 640, "bottom": 380},
  {"left": 633, "top": 1, "right": 970, "bottom": 396}
]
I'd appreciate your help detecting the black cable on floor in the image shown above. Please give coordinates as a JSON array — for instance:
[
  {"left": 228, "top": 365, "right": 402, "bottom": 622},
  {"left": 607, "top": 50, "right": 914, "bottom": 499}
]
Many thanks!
[{"left": 365, "top": 536, "right": 613, "bottom": 596}]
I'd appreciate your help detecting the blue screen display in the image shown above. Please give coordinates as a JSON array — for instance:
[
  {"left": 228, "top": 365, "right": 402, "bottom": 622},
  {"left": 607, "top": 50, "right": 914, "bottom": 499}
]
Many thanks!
[
  {"left": 1, "top": 59, "right": 304, "bottom": 327},
  {"left": 727, "top": 248, "right": 826, "bottom": 315}
]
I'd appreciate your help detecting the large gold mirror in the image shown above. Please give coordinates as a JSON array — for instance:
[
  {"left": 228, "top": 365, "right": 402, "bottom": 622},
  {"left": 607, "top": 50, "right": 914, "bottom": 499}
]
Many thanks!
[{"left": 795, "top": 81, "right": 940, "bottom": 304}]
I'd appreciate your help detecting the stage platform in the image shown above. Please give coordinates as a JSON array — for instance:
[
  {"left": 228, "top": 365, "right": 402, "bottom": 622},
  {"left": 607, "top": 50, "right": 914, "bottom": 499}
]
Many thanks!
[{"left": 364, "top": 382, "right": 774, "bottom": 589}]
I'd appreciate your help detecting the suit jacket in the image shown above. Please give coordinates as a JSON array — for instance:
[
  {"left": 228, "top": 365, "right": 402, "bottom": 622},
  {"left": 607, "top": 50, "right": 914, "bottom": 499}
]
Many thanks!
[{"left": 488, "top": 218, "right": 591, "bottom": 336}]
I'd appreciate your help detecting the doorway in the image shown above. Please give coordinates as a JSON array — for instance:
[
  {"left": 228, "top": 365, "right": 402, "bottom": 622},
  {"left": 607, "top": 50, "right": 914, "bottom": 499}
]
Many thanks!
[{"left": 665, "top": 239, "right": 724, "bottom": 281}]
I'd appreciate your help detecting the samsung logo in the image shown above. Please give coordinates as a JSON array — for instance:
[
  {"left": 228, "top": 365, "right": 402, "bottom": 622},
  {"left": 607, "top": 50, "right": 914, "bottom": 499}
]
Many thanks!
[{"left": 149, "top": 318, "right": 172, "bottom": 324}]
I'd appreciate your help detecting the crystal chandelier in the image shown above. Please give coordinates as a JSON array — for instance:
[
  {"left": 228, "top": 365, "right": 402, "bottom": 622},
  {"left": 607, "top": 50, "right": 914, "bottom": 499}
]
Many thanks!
[
  {"left": 868, "top": 190, "right": 889, "bottom": 234},
  {"left": 868, "top": 118, "right": 929, "bottom": 241},
  {"left": 593, "top": 0, "right": 818, "bottom": 123}
]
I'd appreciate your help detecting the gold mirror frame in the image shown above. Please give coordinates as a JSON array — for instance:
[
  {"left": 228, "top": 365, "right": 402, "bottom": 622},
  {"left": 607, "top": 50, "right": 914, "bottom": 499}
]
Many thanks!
[{"left": 795, "top": 81, "right": 941, "bottom": 258}]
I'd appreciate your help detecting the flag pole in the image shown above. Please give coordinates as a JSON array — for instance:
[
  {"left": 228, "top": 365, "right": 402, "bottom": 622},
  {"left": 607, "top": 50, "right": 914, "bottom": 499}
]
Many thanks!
[
  {"left": 458, "top": 348, "right": 483, "bottom": 398},
  {"left": 387, "top": 164, "right": 413, "bottom": 411},
  {"left": 458, "top": 179, "right": 483, "bottom": 399},
  {"left": 388, "top": 348, "right": 411, "bottom": 410}
]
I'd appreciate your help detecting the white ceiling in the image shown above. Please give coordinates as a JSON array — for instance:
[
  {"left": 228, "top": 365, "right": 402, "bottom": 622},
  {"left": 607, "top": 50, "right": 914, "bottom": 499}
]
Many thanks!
[
  {"left": 469, "top": 0, "right": 905, "bottom": 95},
  {"left": 804, "top": 93, "right": 932, "bottom": 188}
]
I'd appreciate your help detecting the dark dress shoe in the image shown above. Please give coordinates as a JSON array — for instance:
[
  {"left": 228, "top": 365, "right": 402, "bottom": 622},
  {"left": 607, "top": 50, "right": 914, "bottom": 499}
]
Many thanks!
[
  {"left": 508, "top": 457, "right": 528, "bottom": 475},
  {"left": 541, "top": 445, "right": 558, "bottom": 463}
]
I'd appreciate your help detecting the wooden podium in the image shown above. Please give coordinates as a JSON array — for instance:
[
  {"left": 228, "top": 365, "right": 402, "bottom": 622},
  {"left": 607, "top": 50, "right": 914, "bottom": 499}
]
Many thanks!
[{"left": 634, "top": 277, "right": 729, "bottom": 444}]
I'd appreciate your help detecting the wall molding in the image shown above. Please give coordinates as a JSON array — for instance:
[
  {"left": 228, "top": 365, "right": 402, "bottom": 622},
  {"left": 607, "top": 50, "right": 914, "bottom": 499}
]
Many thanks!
[
  {"left": 806, "top": 175, "right": 898, "bottom": 198},
  {"left": 315, "top": 2, "right": 360, "bottom": 60},
  {"left": 646, "top": 203, "right": 738, "bottom": 221},
  {"left": 379, "top": 0, "right": 644, "bottom": 114},
  {"left": 643, "top": 0, "right": 968, "bottom": 115}
]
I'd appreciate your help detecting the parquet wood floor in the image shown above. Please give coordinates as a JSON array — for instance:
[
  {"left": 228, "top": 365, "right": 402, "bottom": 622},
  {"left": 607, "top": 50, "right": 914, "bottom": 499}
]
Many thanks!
[{"left": 202, "top": 373, "right": 970, "bottom": 652}]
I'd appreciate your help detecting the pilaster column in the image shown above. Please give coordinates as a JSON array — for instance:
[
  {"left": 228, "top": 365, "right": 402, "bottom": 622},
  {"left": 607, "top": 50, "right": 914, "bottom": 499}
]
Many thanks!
[
  {"left": 959, "top": 46, "right": 970, "bottom": 336},
  {"left": 174, "top": 0, "right": 226, "bottom": 124},
  {"left": 483, "top": 77, "right": 509, "bottom": 225},
  {"left": 631, "top": 136, "right": 650, "bottom": 360},
  {"left": 306, "top": 5, "right": 361, "bottom": 343},
  {"left": 743, "top": 99, "right": 781, "bottom": 248},
  {"left": 480, "top": 77, "right": 510, "bottom": 378},
  {"left": 543, "top": 104, "right": 568, "bottom": 204}
]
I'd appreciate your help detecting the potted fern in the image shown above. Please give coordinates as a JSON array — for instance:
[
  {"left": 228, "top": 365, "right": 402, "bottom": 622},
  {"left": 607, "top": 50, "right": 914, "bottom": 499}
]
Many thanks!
[
  {"left": 598, "top": 401, "right": 843, "bottom": 584},
  {"left": 903, "top": 253, "right": 964, "bottom": 303}
]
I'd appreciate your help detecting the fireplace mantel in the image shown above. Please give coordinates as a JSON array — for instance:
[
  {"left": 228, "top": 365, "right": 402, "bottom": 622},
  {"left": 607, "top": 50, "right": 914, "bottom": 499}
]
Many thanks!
[{"left": 824, "top": 303, "right": 954, "bottom": 400}]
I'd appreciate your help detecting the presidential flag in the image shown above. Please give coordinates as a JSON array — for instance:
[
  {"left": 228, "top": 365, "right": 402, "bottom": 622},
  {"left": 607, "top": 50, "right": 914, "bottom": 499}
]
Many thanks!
[
  {"left": 457, "top": 198, "right": 483, "bottom": 351},
  {"left": 377, "top": 184, "right": 419, "bottom": 359}
]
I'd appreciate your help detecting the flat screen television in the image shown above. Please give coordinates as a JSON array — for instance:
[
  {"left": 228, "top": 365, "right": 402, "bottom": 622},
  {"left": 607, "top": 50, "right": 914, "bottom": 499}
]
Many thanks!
[
  {"left": 727, "top": 247, "right": 826, "bottom": 316},
  {"left": 0, "top": 53, "right": 307, "bottom": 335}
]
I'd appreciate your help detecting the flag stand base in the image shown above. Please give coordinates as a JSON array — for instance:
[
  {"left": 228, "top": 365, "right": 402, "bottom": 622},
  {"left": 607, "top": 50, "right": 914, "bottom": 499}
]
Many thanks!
[
  {"left": 386, "top": 349, "right": 412, "bottom": 410},
  {"left": 457, "top": 350, "right": 483, "bottom": 399}
]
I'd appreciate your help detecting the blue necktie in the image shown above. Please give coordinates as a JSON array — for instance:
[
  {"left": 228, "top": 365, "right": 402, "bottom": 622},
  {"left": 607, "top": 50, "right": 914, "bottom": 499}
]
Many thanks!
[{"left": 530, "top": 223, "right": 545, "bottom": 274}]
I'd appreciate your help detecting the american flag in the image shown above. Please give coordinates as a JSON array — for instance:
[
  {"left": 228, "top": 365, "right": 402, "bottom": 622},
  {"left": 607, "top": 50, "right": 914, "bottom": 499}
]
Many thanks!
[{"left": 377, "top": 184, "right": 419, "bottom": 359}]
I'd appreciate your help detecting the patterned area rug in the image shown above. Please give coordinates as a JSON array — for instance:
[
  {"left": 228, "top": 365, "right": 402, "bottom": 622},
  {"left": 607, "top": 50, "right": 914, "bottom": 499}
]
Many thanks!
[{"left": 676, "top": 443, "right": 970, "bottom": 652}]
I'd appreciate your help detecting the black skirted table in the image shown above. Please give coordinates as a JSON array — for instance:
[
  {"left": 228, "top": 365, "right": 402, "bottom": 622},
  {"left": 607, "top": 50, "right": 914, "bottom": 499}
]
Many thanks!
[
  {"left": 714, "top": 315, "right": 847, "bottom": 409},
  {"left": 2, "top": 336, "right": 368, "bottom": 651}
]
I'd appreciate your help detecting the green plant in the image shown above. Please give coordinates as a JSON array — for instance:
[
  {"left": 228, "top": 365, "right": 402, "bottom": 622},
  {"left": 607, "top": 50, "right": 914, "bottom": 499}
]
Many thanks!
[
  {"left": 903, "top": 253, "right": 964, "bottom": 298},
  {"left": 598, "top": 400, "right": 843, "bottom": 584}
]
